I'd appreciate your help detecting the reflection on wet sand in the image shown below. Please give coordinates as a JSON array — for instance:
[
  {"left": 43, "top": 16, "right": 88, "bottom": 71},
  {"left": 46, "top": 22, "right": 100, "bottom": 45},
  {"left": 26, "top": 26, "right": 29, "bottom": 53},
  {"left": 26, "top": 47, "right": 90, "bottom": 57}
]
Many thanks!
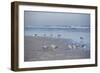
[{"left": 24, "top": 35, "right": 90, "bottom": 62}]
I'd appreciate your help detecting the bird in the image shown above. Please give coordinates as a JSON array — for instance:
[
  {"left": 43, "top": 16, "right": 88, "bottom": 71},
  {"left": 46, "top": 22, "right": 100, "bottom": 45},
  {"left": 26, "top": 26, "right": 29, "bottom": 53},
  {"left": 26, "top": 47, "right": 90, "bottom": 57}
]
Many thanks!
[
  {"left": 42, "top": 45, "right": 49, "bottom": 50},
  {"left": 72, "top": 44, "right": 76, "bottom": 49},
  {"left": 33, "top": 34, "right": 38, "bottom": 37},
  {"left": 81, "top": 44, "right": 87, "bottom": 49},
  {"left": 51, "top": 44, "right": 58, "bottom": 50},
  {"left": 68, "top": 44, "right": 72, "bottom": 49}
]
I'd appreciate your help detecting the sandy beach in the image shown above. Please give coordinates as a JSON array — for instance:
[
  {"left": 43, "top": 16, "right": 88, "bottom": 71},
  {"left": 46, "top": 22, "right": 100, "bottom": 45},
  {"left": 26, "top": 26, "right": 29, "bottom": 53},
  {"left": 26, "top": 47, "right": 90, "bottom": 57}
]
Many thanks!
[{"left": 24, "top": 36, "right": 90, "bottom": 62}]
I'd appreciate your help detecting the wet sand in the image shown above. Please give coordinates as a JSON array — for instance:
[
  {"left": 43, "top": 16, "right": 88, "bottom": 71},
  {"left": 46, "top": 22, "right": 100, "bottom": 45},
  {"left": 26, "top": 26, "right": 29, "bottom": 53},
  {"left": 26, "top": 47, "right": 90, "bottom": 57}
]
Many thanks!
[{"left": 24, "top": 36, "right": 90, "bottom": 61}]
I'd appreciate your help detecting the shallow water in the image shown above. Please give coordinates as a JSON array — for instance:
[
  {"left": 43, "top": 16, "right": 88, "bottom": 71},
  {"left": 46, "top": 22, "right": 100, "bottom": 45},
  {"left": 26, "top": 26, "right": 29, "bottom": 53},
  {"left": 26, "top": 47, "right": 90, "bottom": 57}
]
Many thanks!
[{"left": 24, "top": 27, "right": 90, "bottom": 44}]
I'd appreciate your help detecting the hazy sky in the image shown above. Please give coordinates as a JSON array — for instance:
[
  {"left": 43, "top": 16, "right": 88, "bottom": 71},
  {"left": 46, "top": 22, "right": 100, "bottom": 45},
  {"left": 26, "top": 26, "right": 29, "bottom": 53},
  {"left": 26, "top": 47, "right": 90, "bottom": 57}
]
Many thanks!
[{"left": 24, "top": 11, "right": 90, "bottom": 27}]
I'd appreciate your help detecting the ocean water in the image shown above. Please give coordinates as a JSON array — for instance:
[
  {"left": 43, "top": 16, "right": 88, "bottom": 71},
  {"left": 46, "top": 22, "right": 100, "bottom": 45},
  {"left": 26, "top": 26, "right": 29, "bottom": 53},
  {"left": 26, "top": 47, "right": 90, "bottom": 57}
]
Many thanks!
[{"left": 24, "top": 27, "right": 90, "bottom": 45}]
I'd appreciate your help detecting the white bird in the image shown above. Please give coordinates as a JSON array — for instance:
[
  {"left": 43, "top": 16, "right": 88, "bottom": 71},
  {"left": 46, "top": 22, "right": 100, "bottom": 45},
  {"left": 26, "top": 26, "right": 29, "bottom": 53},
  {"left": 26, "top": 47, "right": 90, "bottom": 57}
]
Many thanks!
[
  {"left": 68, "top": 44, "right": 72, "bottom": 49},
  {"left": 51, "top": 44, "right": 57, "bottom": 49},
  {"left": 72, "top": 44, "right": 76, "bottom": 49},
  {"left": 33, "top": 34, "right": 38, "bottom": 37},
  {"left": 42, "top": 45, "right": 48, "bottom": 49}
]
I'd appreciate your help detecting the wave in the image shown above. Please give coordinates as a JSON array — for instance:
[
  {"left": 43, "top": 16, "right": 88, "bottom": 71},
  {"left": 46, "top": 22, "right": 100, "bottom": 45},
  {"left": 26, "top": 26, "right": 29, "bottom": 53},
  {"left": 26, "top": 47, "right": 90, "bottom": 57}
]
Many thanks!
[{"left": 25, "top": 25, "right": 90, "bottom": 29}]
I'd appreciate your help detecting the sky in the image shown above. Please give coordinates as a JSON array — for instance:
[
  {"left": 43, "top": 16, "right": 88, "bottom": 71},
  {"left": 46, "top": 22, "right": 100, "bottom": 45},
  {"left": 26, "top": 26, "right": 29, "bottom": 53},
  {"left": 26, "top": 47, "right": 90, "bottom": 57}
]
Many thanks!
[{"left": 24, "top": 11, "right": 90, "bottom": 27}]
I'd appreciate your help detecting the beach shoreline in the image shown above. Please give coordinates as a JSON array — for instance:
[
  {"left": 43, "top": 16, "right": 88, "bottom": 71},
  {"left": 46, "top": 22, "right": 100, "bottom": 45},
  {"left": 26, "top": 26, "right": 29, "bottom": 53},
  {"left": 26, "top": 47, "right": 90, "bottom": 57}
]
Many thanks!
[{"left": 24, "top": 36, "right": 90, "bottom": 62}]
